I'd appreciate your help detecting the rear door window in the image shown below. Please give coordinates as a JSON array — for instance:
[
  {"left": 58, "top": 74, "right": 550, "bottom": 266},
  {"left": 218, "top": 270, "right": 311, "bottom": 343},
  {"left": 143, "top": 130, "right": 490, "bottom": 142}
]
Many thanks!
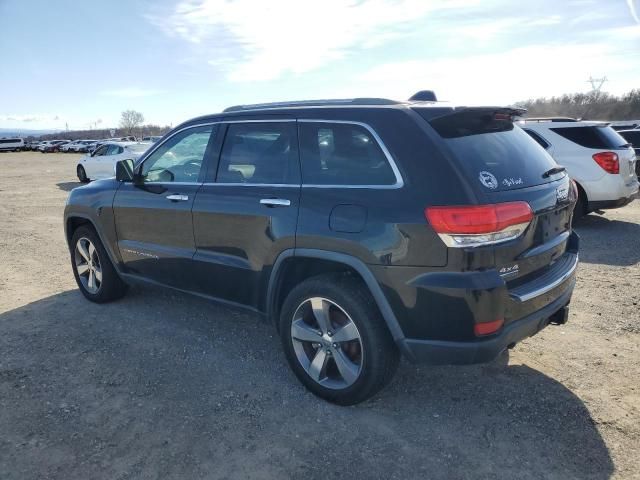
[
  {"left": 298, "top": 122, "right": 397, "bottom": 186},
  {"left": 93, "top": 145, "right": 108, "bottom": 156},
  {"left": 550, "top": 126, "right": 629, "bottom": 149},
  {"left": 217, "top": 122, "right": 299, "bottom": 184},
  {"left": 417, "top": 108, "right": 560, "bottom": 192}
]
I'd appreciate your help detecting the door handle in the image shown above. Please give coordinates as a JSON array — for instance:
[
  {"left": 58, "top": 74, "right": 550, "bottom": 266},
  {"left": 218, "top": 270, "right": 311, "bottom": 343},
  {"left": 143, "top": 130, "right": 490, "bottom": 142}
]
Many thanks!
[
  {"left": 166, "top": 194, "right": 189, "bottom": 201},
  {"left": 260, "top": 198, "right": 291, "bottom": 207}
]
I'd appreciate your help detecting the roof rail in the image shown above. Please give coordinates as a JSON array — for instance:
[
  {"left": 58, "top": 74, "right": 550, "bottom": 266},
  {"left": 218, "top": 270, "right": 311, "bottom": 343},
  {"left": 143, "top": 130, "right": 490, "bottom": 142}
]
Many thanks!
[
  {"left": 223, "top": 97, "right": 400, "bottom": 113},
  {"left": 520, "top": 117, "right": 578, "bottom": 123}
]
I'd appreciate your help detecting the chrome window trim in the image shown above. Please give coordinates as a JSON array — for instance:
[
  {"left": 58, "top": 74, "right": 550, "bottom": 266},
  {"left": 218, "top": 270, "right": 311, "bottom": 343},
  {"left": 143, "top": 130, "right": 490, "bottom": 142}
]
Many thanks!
[
  {"left": 137, "top": 181, "right": 202, "bottom": 186},
  {"left": 297, "top": 119, "right": 404, "bottom": 189},
  {"left": 136, "top": 118, "right": 404, "bottom": 190},
  {"left": 202, "top": 183, "right": 300, "bottom": 187},
  {"left": 224, "top": 119, "right": 296, "bottom": 124}
]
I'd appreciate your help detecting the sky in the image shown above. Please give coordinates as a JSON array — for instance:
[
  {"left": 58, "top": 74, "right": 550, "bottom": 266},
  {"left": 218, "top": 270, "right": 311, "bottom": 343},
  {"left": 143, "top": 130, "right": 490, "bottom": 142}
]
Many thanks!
[{"left": 0, "top": 0, "right": 639, "bottom": 131}]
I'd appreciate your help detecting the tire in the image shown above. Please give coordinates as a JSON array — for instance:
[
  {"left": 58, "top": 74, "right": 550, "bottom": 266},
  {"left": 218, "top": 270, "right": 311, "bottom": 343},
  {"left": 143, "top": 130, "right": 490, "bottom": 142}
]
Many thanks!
[
  {"left": 279, "top": 273, "right": 399, "bottom": 405},
  {"left": 70, "top": 226, "right": 127, "bottom": 303},
  {"left": 572, "top": 188, "right": 588, "bottom": 226},
  {"left": 77, "top": 165, "right": 89, "bottom": 183}
]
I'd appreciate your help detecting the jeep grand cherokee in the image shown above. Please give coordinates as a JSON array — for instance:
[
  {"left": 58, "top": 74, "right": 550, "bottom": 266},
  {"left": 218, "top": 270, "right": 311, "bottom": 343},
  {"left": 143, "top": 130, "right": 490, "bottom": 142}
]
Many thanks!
[{"left": 64, "top": 93, "right": 579, "bottom": 404}]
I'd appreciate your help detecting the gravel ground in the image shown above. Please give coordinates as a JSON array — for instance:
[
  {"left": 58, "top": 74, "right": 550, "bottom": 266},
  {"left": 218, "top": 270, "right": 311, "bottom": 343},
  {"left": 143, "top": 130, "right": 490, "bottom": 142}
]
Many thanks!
[{"left": 0, "top": 152, "right": 638, "bottom": 480}]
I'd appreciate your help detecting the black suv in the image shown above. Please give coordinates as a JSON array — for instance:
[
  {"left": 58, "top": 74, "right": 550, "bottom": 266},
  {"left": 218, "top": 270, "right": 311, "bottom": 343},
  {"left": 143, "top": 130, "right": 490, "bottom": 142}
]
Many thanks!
[{"left": 64, "top": 94, "right": 579, "bottom": 404}]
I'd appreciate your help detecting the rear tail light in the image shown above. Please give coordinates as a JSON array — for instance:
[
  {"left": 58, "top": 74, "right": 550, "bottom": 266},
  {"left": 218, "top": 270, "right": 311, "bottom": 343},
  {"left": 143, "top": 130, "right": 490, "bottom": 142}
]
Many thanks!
[
  {"left": 570, "top": 179, "right": 579, "bottom": 201},
  {"left": 592, "top": 152, "right": 619, "bottom": 174},
  {"left": 474, "top": 319, "right": 504, "bottom": 336},
  {"left": 425, "top": 202, "right": 533, "bottom": 248}
]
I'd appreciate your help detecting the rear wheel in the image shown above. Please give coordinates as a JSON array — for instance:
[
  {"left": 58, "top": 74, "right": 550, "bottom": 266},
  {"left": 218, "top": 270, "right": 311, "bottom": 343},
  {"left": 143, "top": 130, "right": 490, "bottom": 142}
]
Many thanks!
[
  {"left": 77, "top": 165, "right": 89, "bottom": 183},
  {"left": 70, "top": 226, "right": 127, "bottom": 303},
  {"left": 279, "top": 273, "right": 399, "bottom": 405},
  {"left": 572, "top": 187, "right": 588, "bottom": 225}
]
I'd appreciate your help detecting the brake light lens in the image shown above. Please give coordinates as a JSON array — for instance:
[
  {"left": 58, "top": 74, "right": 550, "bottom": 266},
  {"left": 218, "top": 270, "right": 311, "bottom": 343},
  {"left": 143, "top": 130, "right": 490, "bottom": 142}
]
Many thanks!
[
  {"left": 592, "top": 152, "right": 619, "bottom": 174},
  {"left": 570, "top": 179, "right": 578, "bottom": 201},
  {"left": 425, "top": 202, "right": 533, "bottom": 248},
  {"left": 474, "top": 319, "right": 504, "bottom": 336}
]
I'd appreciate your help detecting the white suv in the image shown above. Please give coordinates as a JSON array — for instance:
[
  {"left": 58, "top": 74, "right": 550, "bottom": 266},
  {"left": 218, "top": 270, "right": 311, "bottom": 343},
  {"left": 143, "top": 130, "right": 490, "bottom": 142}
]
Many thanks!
[{"left": 518, "top": 119, "right": 638, "bottom": 218}]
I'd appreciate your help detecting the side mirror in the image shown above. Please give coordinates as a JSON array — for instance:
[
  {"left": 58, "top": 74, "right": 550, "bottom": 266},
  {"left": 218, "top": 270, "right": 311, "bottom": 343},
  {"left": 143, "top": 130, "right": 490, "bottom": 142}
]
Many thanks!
[{"left": 115, "top": 158, "right": 135, "bottom": 182}]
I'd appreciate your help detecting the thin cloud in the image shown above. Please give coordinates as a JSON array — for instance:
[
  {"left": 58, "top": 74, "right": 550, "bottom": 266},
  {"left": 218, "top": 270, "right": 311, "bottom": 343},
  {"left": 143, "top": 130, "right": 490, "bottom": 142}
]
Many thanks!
[
  {"left": 0, "top": 114, "right": 58, "bottom": 123},
  {"left": 149, "top": 0, "right": 481, "bottom": 82},
  {"left": 628, "top": 0, "right": 640, "bottom": 23},
  {"left": 100, "top": 87, "right": 165, "bottom": 98},
  {"left": 358, "top": 43, "right": 636, "bottom": 105}
]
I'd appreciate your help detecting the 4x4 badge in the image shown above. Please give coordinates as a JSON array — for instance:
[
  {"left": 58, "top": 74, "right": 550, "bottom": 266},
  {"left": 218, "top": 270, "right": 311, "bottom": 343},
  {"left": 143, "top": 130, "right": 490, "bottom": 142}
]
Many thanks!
[
  {"left": 479, "top": 171, "right": 498, "bottom": 189},
  {"left": 556, "top": 185, "right": 569, "bottom": 201}
]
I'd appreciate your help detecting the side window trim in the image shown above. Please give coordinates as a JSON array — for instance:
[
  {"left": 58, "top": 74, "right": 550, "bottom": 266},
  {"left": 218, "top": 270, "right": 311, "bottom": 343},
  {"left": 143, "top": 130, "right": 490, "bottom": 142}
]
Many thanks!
[
  {"left": 136, "top": 118, "right": 403, "bottom": 189},
  {"left": 135, "top": 123, "right": 218, "bottom": 185},
  {"left": 297, "top": 119, "right": 404, "bottom": 189}
]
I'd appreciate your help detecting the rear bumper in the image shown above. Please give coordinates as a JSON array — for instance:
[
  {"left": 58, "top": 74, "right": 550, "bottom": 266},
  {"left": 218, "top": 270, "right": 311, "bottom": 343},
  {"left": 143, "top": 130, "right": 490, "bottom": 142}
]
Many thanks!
[
  {"left": 588, "top": 190, "right": 638, "bottom": 211},
  {"left": 370, "top": 232, "right": 580, "bottom": 364},
  {"left": 400, "top": 283, "right": 574, "bottom": 364}
]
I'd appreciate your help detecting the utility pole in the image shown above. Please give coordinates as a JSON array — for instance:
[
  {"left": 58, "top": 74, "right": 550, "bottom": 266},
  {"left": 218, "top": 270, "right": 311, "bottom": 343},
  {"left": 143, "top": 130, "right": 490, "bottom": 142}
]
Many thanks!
[
  {"left": 587, "top": 76, "right": 607, "bottom": 95},
  {"left": 582, "top": 76, "right": 608, "bottom": 120}
]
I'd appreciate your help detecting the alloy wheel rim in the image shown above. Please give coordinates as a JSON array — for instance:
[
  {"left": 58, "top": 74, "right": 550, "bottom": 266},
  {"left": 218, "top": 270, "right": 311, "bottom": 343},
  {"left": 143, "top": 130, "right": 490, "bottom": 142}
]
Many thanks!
[
  {"left": 291, "top": 297, "right": 363, "bottom": 389},
  {"left": 74, "top": 237, "right": 102, "bottom": 294}
]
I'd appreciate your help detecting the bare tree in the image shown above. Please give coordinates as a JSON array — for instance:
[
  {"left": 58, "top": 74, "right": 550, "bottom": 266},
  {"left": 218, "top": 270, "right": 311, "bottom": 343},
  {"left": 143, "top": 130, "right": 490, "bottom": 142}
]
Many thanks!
[{"left": 119, "top": 110, "right": 144, "bottom": 135}]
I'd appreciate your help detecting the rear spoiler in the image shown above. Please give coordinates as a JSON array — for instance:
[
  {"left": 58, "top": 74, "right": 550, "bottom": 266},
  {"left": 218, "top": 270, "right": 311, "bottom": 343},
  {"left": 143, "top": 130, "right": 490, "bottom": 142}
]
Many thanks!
[
  {"left": 415, "top": 107, "right": 527, "bottom": 139},
  {"left": 414, "top": 106, "right": 527, "bottom": 122}
]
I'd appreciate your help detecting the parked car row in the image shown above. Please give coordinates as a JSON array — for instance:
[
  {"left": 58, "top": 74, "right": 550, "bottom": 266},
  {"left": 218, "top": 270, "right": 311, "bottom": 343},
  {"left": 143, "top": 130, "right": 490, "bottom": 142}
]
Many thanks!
[{"left": 14, "top": 135, "right": 162, "bottom": 153}]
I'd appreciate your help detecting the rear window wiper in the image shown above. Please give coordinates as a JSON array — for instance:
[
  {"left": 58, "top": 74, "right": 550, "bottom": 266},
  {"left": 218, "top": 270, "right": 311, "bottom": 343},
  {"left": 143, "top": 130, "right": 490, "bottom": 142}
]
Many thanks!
[{"left": 542, "top": 166, "right": 566, "bottom": 178}]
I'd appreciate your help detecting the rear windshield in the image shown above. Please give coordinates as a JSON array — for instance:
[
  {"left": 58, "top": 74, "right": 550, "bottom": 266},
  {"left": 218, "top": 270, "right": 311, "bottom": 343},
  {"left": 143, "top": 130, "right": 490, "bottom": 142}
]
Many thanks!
[
  {"left": 417, "top": 108, "right": 560, "bottom": 192},
  {"left": 550, "top": 126, "right": 628, "bottom": 150}
]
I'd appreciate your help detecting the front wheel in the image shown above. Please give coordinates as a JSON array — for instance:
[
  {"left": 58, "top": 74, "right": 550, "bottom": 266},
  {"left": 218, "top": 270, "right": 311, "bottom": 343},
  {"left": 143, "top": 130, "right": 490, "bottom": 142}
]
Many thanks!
[
  {"left": 279, "top": 274, "right": 399, "bottom": 405},
  {"left": 70, "top": 226, "right": 127, "bottom": 303}
]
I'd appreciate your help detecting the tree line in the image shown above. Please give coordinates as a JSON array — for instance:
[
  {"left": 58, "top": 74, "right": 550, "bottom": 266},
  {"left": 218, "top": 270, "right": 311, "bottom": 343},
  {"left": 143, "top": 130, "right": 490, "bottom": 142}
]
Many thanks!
[
  {"left": 517, "top": 88, "right": 640, "bottom": 120},
  {"left": 26, "top": 110, "right": 170, "bottom": 142}
]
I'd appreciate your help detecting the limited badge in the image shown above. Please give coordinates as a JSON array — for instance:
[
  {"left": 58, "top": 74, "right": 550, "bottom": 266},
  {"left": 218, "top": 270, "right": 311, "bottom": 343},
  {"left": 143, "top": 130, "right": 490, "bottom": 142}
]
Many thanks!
[{"left": 479, "top": 171, "right": 498, "bottom": 189}]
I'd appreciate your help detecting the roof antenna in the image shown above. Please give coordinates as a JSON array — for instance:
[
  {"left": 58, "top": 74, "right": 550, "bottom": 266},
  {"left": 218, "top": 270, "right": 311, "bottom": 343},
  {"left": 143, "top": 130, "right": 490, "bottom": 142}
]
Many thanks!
[{"left": 408, "top": 90, "right": 437, "bottom": 102}]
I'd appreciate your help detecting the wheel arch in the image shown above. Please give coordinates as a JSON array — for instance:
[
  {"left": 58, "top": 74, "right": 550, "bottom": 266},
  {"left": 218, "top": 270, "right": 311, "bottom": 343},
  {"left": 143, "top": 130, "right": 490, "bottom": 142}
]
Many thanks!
[
  {"left": 266, "top": 249, "right": 408, "bottom": 353},
  {"left": 65, "top": 213, "right": 123, "bottom": 274},
  {"left": 573, "top": 180, "right": 589, "bottom": 215}
]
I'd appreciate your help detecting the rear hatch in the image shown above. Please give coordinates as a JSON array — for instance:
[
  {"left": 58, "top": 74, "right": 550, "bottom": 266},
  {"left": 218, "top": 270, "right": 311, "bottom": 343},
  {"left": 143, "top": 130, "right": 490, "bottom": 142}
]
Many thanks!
[
  {"left": 550, "top": 124, "right": 637, "bottom": 183},
  {"left": 415, "top": 107, "right": 577, "bottom": 321}
]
